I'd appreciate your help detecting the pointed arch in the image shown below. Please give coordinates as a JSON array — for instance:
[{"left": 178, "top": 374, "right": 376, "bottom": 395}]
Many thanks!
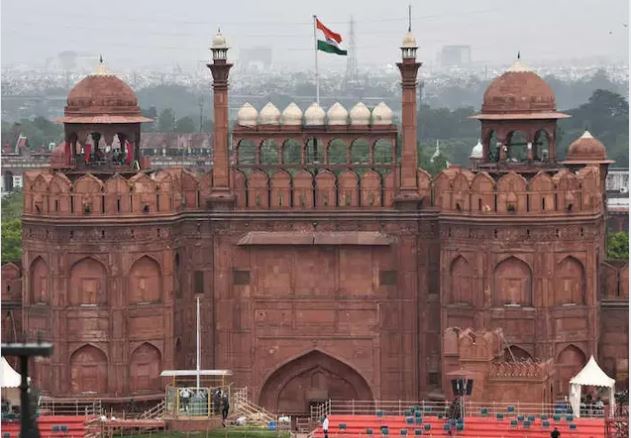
[
  {"left": 258, "top": 350, "right": 373, "bottom": 415},
  {"left": 554, "top": 256, "right": 585, "bottom": 305},
  {"left": 292, "top": 170, "right": 314, "bottom": 209},
  {"left": 270, "top": 169, "right": 292, "bottom": 208},
  {"left": 327, "top": 138, "right": 348, "bottom": 165},
  {"left": 497, "top": 172, "right": 527, "bottom": 213},
  {"left": 337, "top": 170, "right": 359, "bottom": 207},
  {"left": 528, "top": 171, "right": 555, "bottom": 212},
  {"left": 433, "top": 171, "right": 453, "bottom": 210},
  {"left": 70, "top": 345, "right": 108, "bottom": 394},
  {"left": 30, "top": 256, "right": 49, "bottom": 304},
  {"left": 449, "top": 255, "right": 473, "bottom": 305},
  {"left": 360, "top": 169, "right": 382, "bottom": 207},
  {"left": 247, "top": 170, "right": 269, "bottom": 209},
  {"left": 128, "top": 255, "right": 162, "bottom": 304},
  {"left": 104, "top": 173, "right": 131, "bottom": 213},
  {"left": 471, "top": 171, "right": 495, "bottom": 212},
  {"left": 350, "top": 138, "right": 370, "bottom": 164},
  {"left": 233, "top": 169, "right": 247, "bottom": 208},
  {"left": 237, "top": 139, "right": 257, "bottom": 165},
  {"left": 452, "top": 172, "right": 471, "bottom": 211},
  {"left": 315, "top": 170, "right": 336, "bottom": 208},
  {"left": 557, "top": 344, "right": 587, "bottom": 395},
  {"left": 69, "top": 257, "right": 107, "bottom": 306},
  {"left": 493, "top": 256, "right": 532, "bottom": 306},
  {"left": 129, "top": 342, "right": 162, "bottom": 393},
  {"left": 282, "top": 138, "right": 302, "bottom": 165}
]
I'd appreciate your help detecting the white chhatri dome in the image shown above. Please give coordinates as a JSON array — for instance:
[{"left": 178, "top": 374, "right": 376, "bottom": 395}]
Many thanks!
[
  {"left": 402, "top": 31, "right": 417, "bottom": 48},
  {"left": 281, "top": 103, "right": 303, "bottom": 125},
  {"left": 259, "top": 102, "right": 281, "bottom": 125},
  {"left": 470, "top": 139, "right": 483, "bottom": 159},
  {"left": 237, "top": 103, "right": 258, "bottom": 127},
  {"left": 304, "top": 103, "right": 326, "bottom": 125},
  {"left": 371, "top": 102, "right": 393, "bottom": 125},
  {"left": 211, "top": 30, "right": 228, "bottom": 49},
  {"left": 327, "top": 102, "right": 348, "bottom": 125},
  {"left": 350, "top": 102, "right": 370, "bottom": 125}
]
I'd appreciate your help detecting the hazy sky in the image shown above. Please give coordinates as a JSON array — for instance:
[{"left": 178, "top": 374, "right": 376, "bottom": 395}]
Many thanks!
[{"left": 1, "top": 0, "right": 629, "bottom": 71}]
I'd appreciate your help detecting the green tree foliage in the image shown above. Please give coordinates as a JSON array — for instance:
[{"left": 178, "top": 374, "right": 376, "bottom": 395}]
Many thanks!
[
  {"left": 174, "top": 116, "right": 196, "bottom": 133},
  {"left": 0, "top": 117, "right": 63, "bottom": 150},
  {"left": 141, "top": 106, "right": 158, "bottom": 132},
  {"left": 559, "top": 89, "right": 629, "bottom": 164},
  {"left": 158, "top": 108, "right": 176, "bottom": 132},
  {"left": 1, "top": 190, "right": 24, "bottom": 264},
  {"left": 607, "top": 232, "right": 629, "bottom": 260}
]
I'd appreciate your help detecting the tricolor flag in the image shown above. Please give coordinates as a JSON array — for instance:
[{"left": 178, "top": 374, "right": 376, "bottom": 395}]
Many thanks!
[{"left": 315, "top": 18, "right": 347, "bottom": 56}]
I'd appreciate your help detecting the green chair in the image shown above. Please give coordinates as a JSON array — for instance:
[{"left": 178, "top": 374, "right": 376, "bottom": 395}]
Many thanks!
[
  {"left": 517, "top": 415, "right": 524, "bottom": 422},
  {"left": 569, "top": 424, "right": 577, "bottom": 430},
  {"left": 423, "top": 424, "right": 431, "bottom": 432},
  {"left": 496, "top": 413, "right": 504, "bottom": 421},
  {"left": 542, "top": 420, "right": 550, "bottom": 428},
  {"left": 552, "top": 415, "right": 561, "bottom": 422},
  {"left": 456, "top": 423, "right": 464, "bottom": 432},
  {"left": 527, "top": 415, "right": 535, "bottom": 422},
  {"left": 510, "top": 420, "right": 518, "bottom": 427},
  {"left": 565, "top": 415, "right": 574, "bottom": 422},
  {"left": 480, "top": 407, "right": 489, "bottom": 416},
  {"left": 376, "top": 410, "right": 384, "bottom": 418},
  {"left": 381, "top": 428, "right": 389, "bottom": 436},
  {"left": 415, "top": 417, "right": 423, "bottom": 425},
  {"left": 414, "top": 411, "right": 422, "bottom": 418},
  {"left": 366, "top": 429, "right": 373, "bottom": 435},
  {"left": 339, "top": 424, "right": 347, "bottom": 431},
  {"left": 523, "top": 421, "right": 531, "bottom": 429},
  {"left": 507, "top": 406, "right": 515, "bottom": 413},
  {"left": 400, "top": 429, "right": 408, "bottom": 436},
  {"left": 413, "top": 430, "right": 422, "bottom": 436},
  {"left": 406, "top": 417, "right": 414, "bottom": 425}
]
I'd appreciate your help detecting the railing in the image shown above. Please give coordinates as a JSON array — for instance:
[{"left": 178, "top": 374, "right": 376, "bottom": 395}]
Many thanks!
[
  {"left": 139, "top": 400, "right": 165, "bottom": 420},
  {"left": 319, "top": 399, "right": 608, "bottom": 419},
  {"left": 233, "top": 386, "right": 277, "bottom": 426},
  {"left": 38, "top": 398, "right": 102, "bottom": 417}
]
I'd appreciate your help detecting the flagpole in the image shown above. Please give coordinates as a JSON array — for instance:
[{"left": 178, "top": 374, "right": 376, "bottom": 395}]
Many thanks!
[
  {"left": 313, "top": 14, "right": 320, "bottom": 104},
  {"left": 196, "top": 295, "right": 200, "bottom": 391}
]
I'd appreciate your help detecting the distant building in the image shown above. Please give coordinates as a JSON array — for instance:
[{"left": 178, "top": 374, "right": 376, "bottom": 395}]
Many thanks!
[
  {"left": 606, "top": 168, "right": 629, "bottom": 232},
  {"left": 239, "top": 47, "right": 273, "bottom": 72},
  {"left": 140, "top": 132, "right": 212, "bottom": 171},
  {"left": 439, "top": 45, "right": 472, "bottom": 67}
]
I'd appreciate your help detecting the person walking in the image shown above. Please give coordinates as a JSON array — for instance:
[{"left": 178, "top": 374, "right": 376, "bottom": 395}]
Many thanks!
[
  {"left": 323, "top": 414, "right": 329, "bottom": 438},
  {"left": 551, "top": 426, "right": 560, "bottom": 438},
  {"left": 221, "top": 393, "right": 230, "bottom": 426},
  {"left": 180, "top": 387, "right": 192, "bottom": 413}
]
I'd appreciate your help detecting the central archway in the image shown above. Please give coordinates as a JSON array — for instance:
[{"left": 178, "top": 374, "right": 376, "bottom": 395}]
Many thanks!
[{"left": 259, "top": 350, "right": 373, "bottom": 415}]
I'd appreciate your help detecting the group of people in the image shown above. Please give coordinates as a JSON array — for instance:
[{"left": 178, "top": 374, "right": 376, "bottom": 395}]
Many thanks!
[
  {"left": 580, "top": 394, "right": 605, "bottom": 417},
  {"left": 178, "top": 387, "right": 230, "bottom": 424}
]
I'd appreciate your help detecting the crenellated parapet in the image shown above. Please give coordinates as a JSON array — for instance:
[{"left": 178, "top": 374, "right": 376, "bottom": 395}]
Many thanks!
[
  {"left": 23, "top": 167, "right": 209, "bottom": 217},
  {"left": 432, "top": 165, "right": 603, "bottom": 215}
]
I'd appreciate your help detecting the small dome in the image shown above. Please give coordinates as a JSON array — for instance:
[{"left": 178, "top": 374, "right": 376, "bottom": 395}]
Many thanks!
[
  {"left": 350, "top": 102, "right": 370, "bottom": 125},
  {"left": 402, "top": 31, "right": 417, "bottom": 48},
  {"left": 327, "top": 102, "right": 348, "bottom": 125},
  {"left": 281, "top": 103, "right": 303, "bottom": 125},
  {"left": 481, "top": 59, "right": 556, "bottom": 114},
  {"left": 566, "top": 130, "right": 608, "bottom": 162},
  {"left": 470, "top": 140, "right": 483, "bottom": 159},
  {"left": 212, "top": 30, "right": 228, "bottom": 49},
  {"left": 371, "top": 102, "right": 393, "bottom": 125},
  {"left": 259, "top": 102, "right": 281, "bottom": 125},
  {"left": 304, "top": 103, "right": 326, "bottom": 125},
  {"left": 237, "top": 103, "right": 258, "bottom": 127}
]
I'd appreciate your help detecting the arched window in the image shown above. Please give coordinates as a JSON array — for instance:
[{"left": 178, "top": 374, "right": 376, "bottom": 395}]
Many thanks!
[
  {"left": 129, "top": 343, "right": 162, "bottom": 393},
  {"left": 237, "top": 139, "right": 256, "bottom": 165},
  {"left": 328, "top": 139, "right": 347, "bottom": 165},
  {"left": 30, "top": 257, "right": 49, "bottom": 304},
  {"left": 374, "top": 139, "right": 393, "bottom": 164},
  {"left": 351, "top": 138, "right": 370, "bottom": 164},
  {"left": 128, "top": 256, "right": 162, "bottom": 304},
  {"left": 554, "top": 257, "right": 585, "bottom": 305},
  {"left": 507, "top": 131, "right": 528, "bottom": 162},
  {"left": 69, "top": 258, "right": 107, "bottom": 306},
  {"left": 449, "top": 256, "right": 473, "bottom": 304},
  {"left": 493, "top": 257, "right": 532, "bottom": 306},
  {"left": 283, "top": 139, "right": 302, "bottom": 165},
  {"left": 534, "top": 130, "right": 550, "bottom": 161},
  {"left": 70, "top": 345, "right": 107, "bottom": 394},
  {"left": 305, "top": 138, "right": 324, "bottom": 164},
  {"left": 260, "top": 139, "right": 279, "bottom": 165}
]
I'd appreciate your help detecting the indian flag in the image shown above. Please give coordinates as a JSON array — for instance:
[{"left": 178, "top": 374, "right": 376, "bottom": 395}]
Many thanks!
[{"left": 316, "top": 17, "right": 347, "bottom": 56}]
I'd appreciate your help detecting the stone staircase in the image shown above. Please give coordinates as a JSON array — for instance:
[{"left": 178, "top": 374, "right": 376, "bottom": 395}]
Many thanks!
[{"left": 232, "top": 387, "right": 277, "bottom": 426}]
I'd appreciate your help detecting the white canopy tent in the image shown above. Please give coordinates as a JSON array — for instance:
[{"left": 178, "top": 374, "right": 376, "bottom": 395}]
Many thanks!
[
  {"left": 0, "top": 357, "right": 22, "bottom": 388},
  {"left": 569, "top": 355, "right": 615, "bottom": 417}
]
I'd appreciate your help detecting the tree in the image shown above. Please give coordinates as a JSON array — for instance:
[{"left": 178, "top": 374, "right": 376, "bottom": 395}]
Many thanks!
[
  {"left": 607, "top": 232, "right": 629, "bottom": 260},
  {"left": 141, "top": 106, "right": 158, "bottom": 132},
  {"left": 158, "top": 108, "right": 176, "bottom": 132},
  {"left": 174, "top": 116, "right": 196, "bottom": 133},
  {"left": 1, "top": 190, "right": 24, "bottom": 263}
]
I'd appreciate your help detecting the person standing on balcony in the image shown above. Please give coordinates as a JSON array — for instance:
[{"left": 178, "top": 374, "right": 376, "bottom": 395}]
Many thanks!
[{"left": 322, "top": 414, "right": 329, "bottom": 438}]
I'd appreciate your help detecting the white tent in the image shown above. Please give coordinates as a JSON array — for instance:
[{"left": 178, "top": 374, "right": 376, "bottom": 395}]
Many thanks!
[
  {"left": 569, "top": 355, "right": 615, "bottom": 417},
  {"left": 0, "top": 357, "right": 22, "bottom": 388}
]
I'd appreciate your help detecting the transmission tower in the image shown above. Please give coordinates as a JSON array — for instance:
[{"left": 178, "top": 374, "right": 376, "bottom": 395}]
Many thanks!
[{"left": 344, "top": 16, "right": 359, "bottom": 91}]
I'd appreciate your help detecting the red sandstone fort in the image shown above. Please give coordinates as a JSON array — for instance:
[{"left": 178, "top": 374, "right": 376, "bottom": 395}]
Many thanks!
[{"left": 1, "top": 29, "right": 628, "bottom": 416}]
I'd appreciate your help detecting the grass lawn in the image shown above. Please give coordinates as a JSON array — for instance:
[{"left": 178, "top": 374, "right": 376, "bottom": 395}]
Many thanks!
[{"left": 123, "top": 427, "right": 291, "bottom": 438}]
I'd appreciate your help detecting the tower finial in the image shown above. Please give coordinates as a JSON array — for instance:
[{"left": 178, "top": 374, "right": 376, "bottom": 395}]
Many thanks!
[
  {"left": 218, "top": 26, "right": 221, "bottom": 34},
  {"left": 408, "top": 4, "right": 412, "bottom": 32},
  {"left": 517, "top": 51, "right": 521, "bottom": 60},
  {"left": 99, "top": 54, "right": 103, "bottom": 64}
]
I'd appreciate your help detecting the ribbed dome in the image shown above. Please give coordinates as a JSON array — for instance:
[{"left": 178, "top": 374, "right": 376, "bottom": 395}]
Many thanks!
[
  {"left": 259, "top": 102, "right": 281, "bottom": 125},
  {"left": 237, "top": 103, "right": 258, "bottom": 126},
  {"left": 481, "top": 60, "right": 556, "bottom": 114},
  {"left": 281, "top": 103, "right": 303, "bottom": 125},
  {"left": 371, "top": 102, "right": 393, "bottom": 125},
  {"left": 402, "top": 31, "right": 417, "bottom": 48},
  {"left": 327, "top": 102, "right": 348, "bottom": 125},
  {"left": 566, "top": 130, "right": 608, "bottom": 162},
  {"left": 61, "top": 71, "right": 152, "bottom": 124},
  {"left": 304, "top": 103, "right": 326, "bottom": 125},
  {"left": 470, "top": 140, "right": 483, "bottom": 159},
  {"left": 350, "top": 102, "right": 370, "bottom": 125},
  {"left": 212, "top": 31, "right": 228, "bottom": 49}
]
